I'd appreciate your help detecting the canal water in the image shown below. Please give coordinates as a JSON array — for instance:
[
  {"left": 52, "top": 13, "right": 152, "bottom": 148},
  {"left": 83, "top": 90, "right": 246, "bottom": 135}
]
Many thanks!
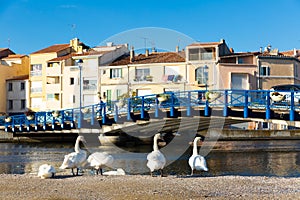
[{"left": 1, "top": 141, "right": 300, "bottom": 177}]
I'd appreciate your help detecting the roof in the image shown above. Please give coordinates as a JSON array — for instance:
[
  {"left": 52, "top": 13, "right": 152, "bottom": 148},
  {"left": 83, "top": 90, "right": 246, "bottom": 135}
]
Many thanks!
[
  {"left": 6, "top": 75, "right": 29, "bottom": 81},
  {"left": 187, "top": 42, "right": 222, "bottom": 47},
  {"left": 31, "top": 44, "right": 70, "bottom": 54},
  {"left": 110, "top": 52, "right": 185, "bottom": 66},
  {"left": 47, "top": 49, "right": 112, "bottom": 62},
  {"left": 220, "top": 52, "right": 260, "bottom": 58},
  {"left": 0, "top": 48, "right": 9, "bottom": 52},
  {"left": 2, "top": 54, "right": 27, "bottom": 59}
]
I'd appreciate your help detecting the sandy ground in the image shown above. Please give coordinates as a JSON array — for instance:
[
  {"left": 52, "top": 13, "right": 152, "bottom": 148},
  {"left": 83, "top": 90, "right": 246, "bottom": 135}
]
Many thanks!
[{"left": 1, "top": 173, "right": 300, "bottom": 200}]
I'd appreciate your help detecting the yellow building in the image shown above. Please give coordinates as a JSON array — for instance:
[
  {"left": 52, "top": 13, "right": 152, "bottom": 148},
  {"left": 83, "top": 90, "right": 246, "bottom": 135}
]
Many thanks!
[
  {"left": 29, "top": 38, "right": 88, "bottom": 111},
  {"left": 101, "top": 48, "right": 186, "bottom": 101},
  {"left": 0, "top": 51, "right": 29, "bottom": 114}
]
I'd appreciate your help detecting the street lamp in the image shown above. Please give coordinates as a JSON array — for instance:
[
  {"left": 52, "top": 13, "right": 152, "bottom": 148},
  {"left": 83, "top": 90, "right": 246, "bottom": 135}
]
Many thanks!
[
  {"left": 204, "top": 65, "right": 209, "bottom": 91},
  {"left": 77, "top": 59, "right": 83, "bottom": 128}
]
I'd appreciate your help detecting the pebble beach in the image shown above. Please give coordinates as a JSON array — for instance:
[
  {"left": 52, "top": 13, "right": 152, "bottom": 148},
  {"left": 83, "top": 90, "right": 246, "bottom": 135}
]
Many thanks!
[{"left": 1, "top": 173, "right": 300, "bottom": 200}]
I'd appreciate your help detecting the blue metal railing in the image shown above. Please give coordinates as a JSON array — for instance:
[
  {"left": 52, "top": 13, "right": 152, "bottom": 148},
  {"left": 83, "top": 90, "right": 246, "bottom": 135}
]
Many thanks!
[{"left": 1, "top": 89, "right": 300, "bottom": 132}]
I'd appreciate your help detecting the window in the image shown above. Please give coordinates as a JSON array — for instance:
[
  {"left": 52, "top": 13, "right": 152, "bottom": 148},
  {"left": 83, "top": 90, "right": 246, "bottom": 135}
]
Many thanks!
[
  {"left": 189, "top": 48, "right": 200, "bottom": 60},
  {"left": 31, "top": 81, "right": 42, "bottom": 93},
  {"left": 30, "top": 64, "right": 42, "bottom": 76},
  {"left": 20, "top": 82, "right": 25, "bottom": 90},
  {"left": 260, "top": 65, "right": 270, "bottom": 76},
  {"left": 116, "top": 89, "right": 121, "bottom": 99},
  {"left": 21, "top": 99, "right": 26, "bottom": 109},
  {"left": 195, "top": 66, "right": 208, "bottom": 84},
  {"left": 8, "top": 83, "right": 12, "bottom": 91},
  {"left": 47, "top": 93, "right": 60, "bottom": 101},
  {"left": 73, "top": 95, "right": 75, "bottom": 103},
  {"left": 238, "top": 57, "right": 244, "bottom": 64},
  {"left": 189, "top": 48, "right": 214, "bottom": 61},
  {"left": 135, "top": 68, "right": 150, "bottom": 81},
  {"left": 83, "top": 78, "right": 97, "bottom": 91},
  {"left": 110, "top": 68, "right": 122, "bottom": 78},
  {"left": 8, "top": 100, "right": 13, "bottom": 110},
  {"left": 70, "top": 78, "right": 74, "bottom": 85}
]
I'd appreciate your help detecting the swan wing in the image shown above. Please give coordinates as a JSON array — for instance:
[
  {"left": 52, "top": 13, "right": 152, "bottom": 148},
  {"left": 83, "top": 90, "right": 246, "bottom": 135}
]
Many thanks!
[
  {"left": 60, "top": 151, "right": 87, "bottom": 169},
  {"left": 87, "top": 152, "right": 114, "bottom": 168},
  {"left": 147, "top": 150, "right": 166, "bottom": 171},
  {"left": 38, "top": 164, "right": 56, "bottom": 178},
  {"left": 189, "top": 155, "right": 208, "bottom": 171}
]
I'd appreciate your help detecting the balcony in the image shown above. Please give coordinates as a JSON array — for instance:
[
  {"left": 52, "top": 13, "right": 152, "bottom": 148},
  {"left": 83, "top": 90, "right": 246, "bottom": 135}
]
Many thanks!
[
  {"left": 46, "top": 66, "right": 61, "bottom": 76},
  {"left": 31, "top": 87, "right": 42, "bottom": 94},
  {"left": 134, "top": 75, "right": 153, "bottom": 82},
  {"left": 46, "top": 84, "right": 61, "bottom": 93}
]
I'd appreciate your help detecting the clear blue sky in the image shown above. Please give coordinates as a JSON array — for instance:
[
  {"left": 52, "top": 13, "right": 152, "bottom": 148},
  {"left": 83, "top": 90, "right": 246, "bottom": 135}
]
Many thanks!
[{"left": 1, "top": 0, "right": 300, "bottom": 55}]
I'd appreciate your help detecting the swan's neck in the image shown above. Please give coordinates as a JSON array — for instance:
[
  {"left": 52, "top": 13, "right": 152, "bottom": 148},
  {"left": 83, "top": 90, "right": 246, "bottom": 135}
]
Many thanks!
[
  {"left": 153, "top": 135, "right": 159, "bottom": 151},
  {"left": 74, "top": 138, "right": 81, "bottom": 152},
  {"left": 193, "top": 138, "right": 200, "bottom": 155}
]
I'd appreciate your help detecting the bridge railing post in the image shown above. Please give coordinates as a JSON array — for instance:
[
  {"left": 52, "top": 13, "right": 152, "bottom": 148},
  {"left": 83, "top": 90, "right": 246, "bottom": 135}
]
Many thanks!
[
  {"left": 243, "top": 91, "right": 249, "bottom": 118},
  {"left": 114, "top": 103, "right": 118, "bottom": 122},
  {"left": 91, "top": 105, "right": 95, "bottom": 125},
  {"left": 141, "top": 96, "right": 145, "bottom": 119},
  {"left": 102, "top": 103, "right": 106, "bottom": 124},
  {"left": 204, "top": 98, "right": 210, "bottom": 116},
  {"left": 170, "top": 93, "right": 175, "bottom": 117},
  {"left": 61, "top": 111, "right": 65, "bottom": 129},
  {"left": 155, "top": 97, "right": 159, "bottom": 118},
  {"left": 290, "top": 91, "right": 295, "bottom": 121},
  {"left": 127, "top": 98, "right": 131, "bottom": 121},
  {"left": 266, "top": 90, "right": 271, "bottom": 120},
  {"left": 187, "top": 91, "right": 191, "bottom": 116},
  {"left": 223, "top": 90, "right": 228, "bottom": 117}
]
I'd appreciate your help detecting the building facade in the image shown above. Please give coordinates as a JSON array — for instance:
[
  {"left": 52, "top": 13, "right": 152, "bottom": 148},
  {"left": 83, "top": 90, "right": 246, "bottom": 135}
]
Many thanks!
[
  {"left": 0, "top": 53, "right": 29, "bottom": 114},
  {"left": 29, "top": 38, "right": 89, "bottom": 111}
]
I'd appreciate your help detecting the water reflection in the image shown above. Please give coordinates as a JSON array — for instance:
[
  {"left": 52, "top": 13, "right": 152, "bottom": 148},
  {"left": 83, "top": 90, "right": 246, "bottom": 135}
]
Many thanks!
[{"left": 0, "top": 142, "right": 300, "bottom": 177}]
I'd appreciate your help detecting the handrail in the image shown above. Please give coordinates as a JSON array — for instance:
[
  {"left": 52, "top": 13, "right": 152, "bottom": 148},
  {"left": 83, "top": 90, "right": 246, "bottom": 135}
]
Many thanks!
[{"left": 2, "top": 89, "right": 300, "bottom": 132}]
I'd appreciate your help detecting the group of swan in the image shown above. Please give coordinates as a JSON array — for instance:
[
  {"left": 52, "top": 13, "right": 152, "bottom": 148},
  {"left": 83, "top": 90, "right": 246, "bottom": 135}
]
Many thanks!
[
  {"left": 146, "top": 133, "right": 208, "bottom": 176},
  {"left": 38, "top": 134, "right": 208, "bottom": 178}
]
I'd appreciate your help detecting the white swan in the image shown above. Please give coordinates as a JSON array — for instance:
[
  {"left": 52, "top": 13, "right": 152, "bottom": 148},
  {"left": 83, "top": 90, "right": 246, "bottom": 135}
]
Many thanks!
[
  {"left": 188, "top": 137, "right": 208, "bottom": 175},
  {"left": 103, "top": 168, "right": 126, "bottom": 176},
  {"left": 38, "top": 164, "right": 56, "bottom": 179},
  {"left": 60, "top": 135, "right": 87, "bottom": 176},
  {"left": 146, "top": 133, "right": 166, "bottom": 176},
  {"left": 86, "top": 151, "right": 114, "bottom": 175}
]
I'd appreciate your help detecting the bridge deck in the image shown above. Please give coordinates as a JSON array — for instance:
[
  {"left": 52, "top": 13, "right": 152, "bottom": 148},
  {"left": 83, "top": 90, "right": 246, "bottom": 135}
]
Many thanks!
[{"left": 2, "top": 89, "right": 300, "bottom": 133}]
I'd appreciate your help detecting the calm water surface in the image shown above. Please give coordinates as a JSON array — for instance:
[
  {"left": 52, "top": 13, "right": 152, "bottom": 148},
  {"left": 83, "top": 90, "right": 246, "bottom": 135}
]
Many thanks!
[{"left": 0, "top": 142, "right": 300, "bottom": 177}]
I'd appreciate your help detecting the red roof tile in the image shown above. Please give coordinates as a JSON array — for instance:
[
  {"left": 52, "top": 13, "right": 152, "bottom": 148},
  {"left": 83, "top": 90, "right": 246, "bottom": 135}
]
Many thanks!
[
  {"left": 110, "top": 52, "right": 185, "bottom": 66},
  {"left": 31, "top": 44, "right": 70, "bottom": 54},
  {"left": 3, "top": 54, "right": 26, "bottom": 59}
]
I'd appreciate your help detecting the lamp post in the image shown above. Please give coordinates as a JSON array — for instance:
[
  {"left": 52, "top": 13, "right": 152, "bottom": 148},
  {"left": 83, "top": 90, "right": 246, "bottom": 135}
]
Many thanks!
[
  {"left": 204, "top": 65, "right": 209, "bottom": 91},
  {"left": 77, "top": 59, "right": 83, "bottom": 128}
]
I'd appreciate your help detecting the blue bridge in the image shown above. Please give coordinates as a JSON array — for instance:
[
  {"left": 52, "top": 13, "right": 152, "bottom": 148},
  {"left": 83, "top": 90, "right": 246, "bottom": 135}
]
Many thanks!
[{"left": 2, "top": 89, "right": 300, "bottom": 133}]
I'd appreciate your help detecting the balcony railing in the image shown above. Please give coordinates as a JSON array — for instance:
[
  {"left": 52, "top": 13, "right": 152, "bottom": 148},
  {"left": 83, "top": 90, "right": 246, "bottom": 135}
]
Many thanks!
[
  {"left": 30, "top": 71, "right": 42, "bottom": 77},
  {"left": 134, "top": 75, "right": 153, "bottom": 82},
  {"left": 31, "top": 87, "right": 42, "bottom": 93}
]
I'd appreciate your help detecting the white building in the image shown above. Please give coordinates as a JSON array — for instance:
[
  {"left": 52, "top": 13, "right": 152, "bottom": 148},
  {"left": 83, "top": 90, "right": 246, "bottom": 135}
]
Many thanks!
[{"left": 6, "top": 75, "right": 29, "bottom": 115}]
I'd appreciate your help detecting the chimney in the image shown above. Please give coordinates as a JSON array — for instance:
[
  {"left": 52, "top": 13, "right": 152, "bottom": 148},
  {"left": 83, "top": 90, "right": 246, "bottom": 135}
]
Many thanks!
[
  {"left": 294, "top": 48, "right": 297, "bottom": 57},
  {"left": 220, "top": 38, "right": 225, "bottom": 43},
  {"left": 267, "top": 44, "right": 271, "bottom": 52},
  {"left": 229, "top": 47, "right": 234, "bottom": 53},
  {"left": 175, "top": 46, "right": 179, "bottom": 53},
  {"left": 151, "top": 47, "right": 156, "bottom": 53},
  {"left": 106, "top": 42, "right": 113, "bottom": 47},
  {"left": 130, "top": 46, "right": 135, "bottom": 62},
  {"left": 260, "top": 47, "right": 263, "bottom": 53},
  {"left": 145, "top": 49, "right": 149, "bottom": 57}
]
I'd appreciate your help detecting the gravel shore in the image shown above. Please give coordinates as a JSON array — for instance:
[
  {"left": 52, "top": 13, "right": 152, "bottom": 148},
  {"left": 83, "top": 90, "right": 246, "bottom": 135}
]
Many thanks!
[{"left": 1, "top": 173, "right": 300, "bottom": 200}]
